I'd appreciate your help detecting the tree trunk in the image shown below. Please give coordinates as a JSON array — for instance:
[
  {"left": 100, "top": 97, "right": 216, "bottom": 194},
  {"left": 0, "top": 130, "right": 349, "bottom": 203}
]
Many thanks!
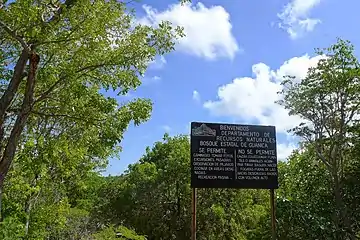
[
  {"left": 0, "top": 49, "right": 28, "bottom": 121},
  {"left": 0, "top": 186, "right": 2, "bottom": 222},
  {"left": 0, "top": 50, "right": 28, "bottom": 158},
  {"left": 24, "top": 196, "right": 33, "bottom": 236},
  {"left": 333, "top": 171, "right": 356, "bottom": 240},
  {"left": 333, "top": 172, "right": 344, "bottom": 239},
  {"left": 24, "top": 174, "right": 40, "bottom": 236},
  {"left": 0, "top": 52, "right": 39, "bottom": 188}
]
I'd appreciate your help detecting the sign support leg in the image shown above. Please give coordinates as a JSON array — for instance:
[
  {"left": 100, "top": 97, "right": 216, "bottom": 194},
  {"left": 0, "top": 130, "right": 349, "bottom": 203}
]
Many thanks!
[
  {"left": 270, "top": 188, "right": 276, "bottom": 240},
  {"left": 191, "top": 188, "right": 197, "bottom": 240}
]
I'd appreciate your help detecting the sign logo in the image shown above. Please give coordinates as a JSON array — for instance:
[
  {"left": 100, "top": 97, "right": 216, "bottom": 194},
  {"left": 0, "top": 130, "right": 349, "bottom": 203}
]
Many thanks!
[{"left": 191, "top": 124, "right": 216, "bottom": 137}]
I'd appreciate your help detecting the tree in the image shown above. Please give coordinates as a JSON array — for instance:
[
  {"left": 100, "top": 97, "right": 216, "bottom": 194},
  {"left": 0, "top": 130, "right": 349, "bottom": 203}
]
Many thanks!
[
  {"left": 275, "top": 151, "right": 333, "bottom": 239},
  {"left": 95, "top": 134, "right": 270, "bottom": 240},
  {"left": 278, "top": 38, "right": 360, "bottom": 239},
  {"left": 95, "top": 134, "right": 192, "bottom": 240},
  {"left": 0, "top": 0, "right": 183, "bottom": 188},
  {"left": 0, "top": 106, "right": 127, "bottom": 238},
  {"left": 92, "top": 225, "right": 147, "bottom": 240}
]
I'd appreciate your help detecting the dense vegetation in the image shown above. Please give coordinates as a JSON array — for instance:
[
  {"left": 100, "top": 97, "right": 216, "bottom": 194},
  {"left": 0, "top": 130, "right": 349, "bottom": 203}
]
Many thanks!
[{"left": 1, "top": 0, "right": 360, "bottom": 239}]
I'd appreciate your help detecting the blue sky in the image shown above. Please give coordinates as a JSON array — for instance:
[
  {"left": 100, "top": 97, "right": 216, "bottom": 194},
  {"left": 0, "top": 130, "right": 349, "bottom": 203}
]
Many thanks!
[{"left": 103, "top": 0, "right": 360, "bottom": 175}]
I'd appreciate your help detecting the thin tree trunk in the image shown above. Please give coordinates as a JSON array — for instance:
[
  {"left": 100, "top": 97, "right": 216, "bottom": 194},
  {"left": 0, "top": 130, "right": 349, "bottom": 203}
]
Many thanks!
[
  {"left": 0, "top": 52, "right": 39, "bottom": 188},
  {"left": 24, "top": 174, "right": 40, "bottom": 236},
  {"left": 0, "top": 50, "right": 28, "bottom": 161},
  {"left": 24, "top": 197, "right": 33, "bottom": 235},
  {"left": 0, "top": 186, "right": 2, "bottom": 222},
  {"left": 333, "top": 172, "right": 343, "bottom": 239}
]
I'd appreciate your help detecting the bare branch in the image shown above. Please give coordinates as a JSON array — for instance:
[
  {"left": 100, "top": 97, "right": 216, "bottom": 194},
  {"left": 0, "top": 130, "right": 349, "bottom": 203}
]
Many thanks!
[
  {"left": 345, "top": 103, "right": 360, "bottom": 125},
  {"left": 314, "top": 144, "right": 332, "bottom": 170}
]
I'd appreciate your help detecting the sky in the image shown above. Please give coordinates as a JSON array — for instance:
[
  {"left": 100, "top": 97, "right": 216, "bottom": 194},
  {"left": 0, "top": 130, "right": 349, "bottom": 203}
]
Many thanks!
[{"left": 103, "top": 0, "right": 360, "bottom": 175}]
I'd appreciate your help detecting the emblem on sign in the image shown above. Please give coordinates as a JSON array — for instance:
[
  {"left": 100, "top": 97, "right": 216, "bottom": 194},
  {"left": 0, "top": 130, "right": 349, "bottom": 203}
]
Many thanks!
[{"left": 191, "top": 124, "right": 216, "bottom": 137}]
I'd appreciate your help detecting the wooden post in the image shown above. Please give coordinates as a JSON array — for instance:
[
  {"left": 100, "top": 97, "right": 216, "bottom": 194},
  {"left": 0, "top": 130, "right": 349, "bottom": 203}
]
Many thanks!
[
  {"left": 191, "top": 188, "right": 197, "bottom": 240},
  {"left": 270, "top": 189, "right": 276, "bottom": 240}
]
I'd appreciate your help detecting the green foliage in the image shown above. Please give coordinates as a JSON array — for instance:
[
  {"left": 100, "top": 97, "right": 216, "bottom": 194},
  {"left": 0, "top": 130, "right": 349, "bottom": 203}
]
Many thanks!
[
  {"left": 277, "top": 38, "right": 360, "bottom": 239},
  {"left": 0, "top": 216, "right": 25, "bottom": 239},
  {"left": 1, "top": 3, "right": 360, "bottom": 238},
  {"left": 275, "top": 151, "right": 334, "bottom": 239},
  {"left": 0, "top": 0, "right": 184, "bottom": 189},
  {"left": 95, "top": 135, "right": 270, "bottom": 240},
  {"left": 94, "top": 135, "right": 192, "bottom": 239},
  {"left": 92, "top": 225, "right": 147, "bottom": 240},
  {"left": 0, "top": 0, "right": 184, "bottom": 238}
]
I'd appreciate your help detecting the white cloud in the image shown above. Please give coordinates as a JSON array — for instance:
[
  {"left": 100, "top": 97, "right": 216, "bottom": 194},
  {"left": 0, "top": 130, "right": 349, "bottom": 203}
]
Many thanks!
[
  {"left": 277, "top": 143, "right": 297, "bottom": 160},
  {"left": 139, "top": 2, "right": 239, "bottom": 60},
  {"left": 278, "top": 0, "right": 322, "bottom": 39},
  {"left": 151, "top": 75, "right": 161, "bottom": 82},
  {"left": 204, "top": 55, "right": 325, "bottom": 160},
  {"left": 142, "top": 75, "right": 161, "bottom": 85},
  {"left": 162, "top": 125, "right": 172, "bottom": 132},
  {"left": 203, "top": 54, "right": 324, "bottom": 134},
  {"left": 192, "top": 90, "right": 201, "bottom": 102},
  {"left": 149, "top": 55, "right": 167, "bottom": 69}
]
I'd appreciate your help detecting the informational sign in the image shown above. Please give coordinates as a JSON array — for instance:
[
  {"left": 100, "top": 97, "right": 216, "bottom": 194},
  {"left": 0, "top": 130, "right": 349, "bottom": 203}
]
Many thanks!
[{"left": 190, "top": 122, "right": 278, "bottom": 189}]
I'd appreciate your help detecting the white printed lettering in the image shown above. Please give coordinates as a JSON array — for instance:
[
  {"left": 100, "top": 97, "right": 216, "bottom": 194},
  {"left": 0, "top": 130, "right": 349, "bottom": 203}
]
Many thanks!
[{"left": 200, "top": 141, "right": 218, "bottom": 147}]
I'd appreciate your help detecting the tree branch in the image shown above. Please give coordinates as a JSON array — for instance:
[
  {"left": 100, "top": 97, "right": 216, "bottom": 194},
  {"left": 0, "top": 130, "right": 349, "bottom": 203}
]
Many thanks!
[
  {"left": 312, "top": 140, "right": 332, "bottom": 170},
  {"left": 34, "top": 63, "right": 111, "bottom": 104},
  {"left": 40, "top": 53, "right": 54, "bottom": 69},
  {"left": 46, "top": 0, "right": 78, "bottom": 23},
  {"left": 34, "top": 37, "right": 78, "bottom": 47},
  {"left": 31, "top": 110, "right": 103, "bottom": 123},
  {"left": 34, "top": 77, "right": 63, "bottom": 103},
  {"left": 0, "top": 20, "right": 30, "bottom": 53}
]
